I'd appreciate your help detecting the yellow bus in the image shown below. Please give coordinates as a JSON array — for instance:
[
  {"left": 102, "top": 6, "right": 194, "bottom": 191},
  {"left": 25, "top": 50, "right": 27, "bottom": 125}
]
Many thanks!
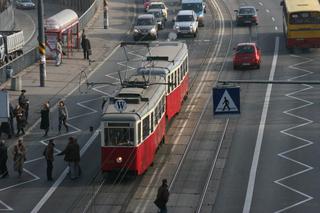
[{"left": 281, "top": 0, "right": 320, "bottom": 49}]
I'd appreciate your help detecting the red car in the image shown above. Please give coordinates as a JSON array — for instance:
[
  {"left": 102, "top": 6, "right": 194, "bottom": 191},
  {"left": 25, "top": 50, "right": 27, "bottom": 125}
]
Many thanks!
[
  {"left": 144, "top": 0, "right": 151, "bottom": 11},
  {"left": 233, "top": 43, "right": 261, "bottom": 69}
]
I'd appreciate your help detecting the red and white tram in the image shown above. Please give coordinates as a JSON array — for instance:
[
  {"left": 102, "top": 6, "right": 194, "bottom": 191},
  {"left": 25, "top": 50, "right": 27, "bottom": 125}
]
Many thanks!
[
  {"left": 101, "top": 75, "right": 167, "bottom": 175},
  {"left": 143, "top": 42, "right": 189, "bottom": 120},
  {"left": 101, "top": 42, "right": 189, "bottom": 175}
]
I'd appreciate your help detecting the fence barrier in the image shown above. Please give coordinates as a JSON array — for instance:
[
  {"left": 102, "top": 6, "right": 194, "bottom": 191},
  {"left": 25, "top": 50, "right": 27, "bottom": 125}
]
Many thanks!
[{"left": 0, "top": 0, "right": 102, "bottom": 84}]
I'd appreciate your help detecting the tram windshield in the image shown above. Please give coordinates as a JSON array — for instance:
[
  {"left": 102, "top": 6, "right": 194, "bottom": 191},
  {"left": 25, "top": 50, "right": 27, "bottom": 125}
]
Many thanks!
[{"left": 104, "top": 123, "right": 135, "bottom": 146}]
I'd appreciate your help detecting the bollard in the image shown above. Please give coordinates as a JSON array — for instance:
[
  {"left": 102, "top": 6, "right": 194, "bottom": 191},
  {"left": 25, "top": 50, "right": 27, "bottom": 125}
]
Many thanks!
[{"left": 11, "top": 75, "right": 22, "bottom": 91}]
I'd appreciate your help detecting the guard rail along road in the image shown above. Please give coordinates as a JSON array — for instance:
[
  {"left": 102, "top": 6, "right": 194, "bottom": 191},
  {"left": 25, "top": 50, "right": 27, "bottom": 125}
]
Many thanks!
[{"left": 0, "top": 0, "right": 101, "bottom": 84}]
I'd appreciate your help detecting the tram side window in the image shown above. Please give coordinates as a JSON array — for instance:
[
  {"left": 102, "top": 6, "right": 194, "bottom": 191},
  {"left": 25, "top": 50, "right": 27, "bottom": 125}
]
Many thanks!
[
  {"left": 138, "top": 122, "right": 141, "bottom": 144},
  {"left": 161, "top": 96, "right": 165, "bottom": 114},
  {"left": 143, "top": 116, "right": 150, "bottom": 139},
  {"left": 155, "top": 105, "right": 159, "bottom": 125},
  {"left": 172, "top": 73, "right": 176, "bottom": 88},
  {"left": 168, "top": 75, "right": 171, "bottom": 93},
  {"left": 176, "top": 69, "right": 180, "bottom": 85},
  {"left": 151, "top": 112, "right": 154, "bottom": 132}
]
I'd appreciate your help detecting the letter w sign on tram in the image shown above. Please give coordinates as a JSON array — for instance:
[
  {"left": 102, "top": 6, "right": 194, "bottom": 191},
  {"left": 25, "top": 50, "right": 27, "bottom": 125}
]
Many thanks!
[
  {"left": 114, "top": 99, "right": 127, "bottom": 113},
  {"left": 213, "top": 85, "right": 240, "bottom": 115}
]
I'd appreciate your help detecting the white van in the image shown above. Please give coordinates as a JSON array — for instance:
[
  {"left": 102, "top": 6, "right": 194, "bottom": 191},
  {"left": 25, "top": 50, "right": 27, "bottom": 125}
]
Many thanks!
[{"left": 181, "top": 0, "right": 206, "bottom": 26}]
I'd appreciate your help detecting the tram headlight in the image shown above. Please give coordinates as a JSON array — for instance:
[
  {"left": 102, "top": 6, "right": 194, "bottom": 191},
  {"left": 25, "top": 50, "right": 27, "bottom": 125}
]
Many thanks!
[
  {"left": 133, "top": 28, "right": 139, "bottom": 33},
  {"left": 116, "top": 156, "right": 123, "bottom": 164}
]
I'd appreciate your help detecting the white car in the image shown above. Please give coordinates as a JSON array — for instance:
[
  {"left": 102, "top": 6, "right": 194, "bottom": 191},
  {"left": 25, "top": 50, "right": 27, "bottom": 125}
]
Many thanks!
[
  {"left": 148, "top": 2, "right": 168, "bottom": 20},
  {"left": 173, "top": 10, "right": 198, "bottom": 38}
]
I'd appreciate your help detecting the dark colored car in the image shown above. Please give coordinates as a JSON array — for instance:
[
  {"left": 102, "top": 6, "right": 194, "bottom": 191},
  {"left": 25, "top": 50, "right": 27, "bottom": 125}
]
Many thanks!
[
  {"left": 16, "top": 0, "right": 36, "bottom": 9},
  {"left": 147, "top": 9, "right": 166, "bottom": 29},
  {"left": 234, "top": 6, "right": 258, "bottom": 26},
  {"left": 133, "top": 14, "right": 158, "bottom": 41},
  {"left": 233, "top": 43, "right": 261, "bottom": 69}
]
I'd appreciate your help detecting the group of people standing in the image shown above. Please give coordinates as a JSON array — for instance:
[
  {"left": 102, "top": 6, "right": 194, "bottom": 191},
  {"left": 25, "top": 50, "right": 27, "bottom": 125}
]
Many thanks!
[{"left": 0, "top": 136, "right": 81, "bottom": 181}]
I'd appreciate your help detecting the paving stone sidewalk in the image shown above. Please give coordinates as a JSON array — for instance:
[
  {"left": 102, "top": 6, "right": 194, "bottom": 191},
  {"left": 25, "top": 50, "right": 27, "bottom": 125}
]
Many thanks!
[{"left": 0, "top": 0, "right": 136, "bottom": 145}]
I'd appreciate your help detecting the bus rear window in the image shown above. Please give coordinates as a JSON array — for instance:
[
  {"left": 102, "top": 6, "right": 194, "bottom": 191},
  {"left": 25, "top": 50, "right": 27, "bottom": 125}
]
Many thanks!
[{"left": 289, "top": 12, "right": 320, "bottom": 24}]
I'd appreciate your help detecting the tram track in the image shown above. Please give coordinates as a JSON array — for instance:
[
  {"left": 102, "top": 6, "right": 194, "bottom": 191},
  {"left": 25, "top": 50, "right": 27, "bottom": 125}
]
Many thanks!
[{"left": 70, "top": 0, "right": 235, "bottom": 211}]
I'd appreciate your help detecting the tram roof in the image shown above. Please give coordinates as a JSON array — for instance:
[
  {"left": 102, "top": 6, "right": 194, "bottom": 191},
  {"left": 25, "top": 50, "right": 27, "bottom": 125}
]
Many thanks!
[
  {"left": 284, "top": 0, "right": 320, "bottom": 13},
  {"left": 45, "top": 9, "right": 79, "bottom": 32},
  {"left": 101, "top": 75, "right": 166, "bottom": 121},
  {"left": 143, "top": 42, "right": 188, "bottom": 73}
]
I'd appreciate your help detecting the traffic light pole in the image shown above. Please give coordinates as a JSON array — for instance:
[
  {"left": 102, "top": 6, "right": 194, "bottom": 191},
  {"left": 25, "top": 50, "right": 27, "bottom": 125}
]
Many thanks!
[{"left": 38, "top": 0, "right": 46, "bottom": 87}]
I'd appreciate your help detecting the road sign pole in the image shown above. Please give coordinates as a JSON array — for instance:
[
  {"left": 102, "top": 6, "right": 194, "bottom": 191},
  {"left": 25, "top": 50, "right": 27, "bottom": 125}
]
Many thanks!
[
  {"left": 103, "top": 0, "right": 109, "bottom": 29},
  {"left": 38, "top": 0, "right": 46, "bottom": 87}
]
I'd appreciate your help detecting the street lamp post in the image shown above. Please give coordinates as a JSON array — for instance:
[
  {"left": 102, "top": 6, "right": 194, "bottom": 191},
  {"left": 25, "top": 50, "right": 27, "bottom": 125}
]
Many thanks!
[{"left": 38, "top": 0, "right": 46, "bottom": 87}]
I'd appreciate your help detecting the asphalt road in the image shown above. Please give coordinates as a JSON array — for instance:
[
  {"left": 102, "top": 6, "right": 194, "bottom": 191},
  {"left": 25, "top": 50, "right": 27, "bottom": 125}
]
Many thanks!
[
  {"left": 3, "top": 0, "right": 320, "bottom": 212},
  {"left": 214, "top": 0, "right": 320, "bottom": 212},
  {"left": 14, "top": 0, "right": 81, "bottom": 51}
]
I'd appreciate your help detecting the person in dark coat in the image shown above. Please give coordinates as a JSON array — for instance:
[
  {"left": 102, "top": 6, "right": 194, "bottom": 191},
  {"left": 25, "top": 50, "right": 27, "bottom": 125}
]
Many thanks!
[
  {"left": 58, "top": 100, "right": 69, "bottom": 133},
  {"left": 18, "top": 89, "right": 29, "bottom": 122},
  {"left": 9, "top": 103, "right": 15, "bottom": 135},
  {"left": 81, "top": 35, "right": 91, "bottom": 60},
  {"left": 58, "top": 137, "right": 81, "bottom": 179},
  {"left": 0, "top": 140, "right": 8, "bottom": 178},
  {"left": 0, "top": 122, "right": 12, "bottom": 139},
  {"left": 40, "top": 102, "right": 50, "bottom": 137},
  {"left": 154, "top": 179, "right": 170, "bottom": 213},
  {"left": 14, "top": 104, "right": 26, "bottom": 136},
  {"left": 43, "top": 139, "right": 55, "bottom": 181}
]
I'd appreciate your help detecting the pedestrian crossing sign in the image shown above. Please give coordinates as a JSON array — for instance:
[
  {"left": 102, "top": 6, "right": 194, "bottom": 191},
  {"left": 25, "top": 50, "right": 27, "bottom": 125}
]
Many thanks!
[{"left": 213, "top": 86, "right": 240, "bottom": 114}]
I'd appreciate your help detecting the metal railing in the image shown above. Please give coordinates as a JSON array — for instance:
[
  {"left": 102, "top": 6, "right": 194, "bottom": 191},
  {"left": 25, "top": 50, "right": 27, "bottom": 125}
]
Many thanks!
[{"left": 0, "top": 0, "right": 102, "bottom": 84}]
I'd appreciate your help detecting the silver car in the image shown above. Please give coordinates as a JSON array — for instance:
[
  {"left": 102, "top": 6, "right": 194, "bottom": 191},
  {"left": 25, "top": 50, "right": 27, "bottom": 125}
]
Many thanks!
[
  {"left": 133, "top": 14, "right": 158, "bottom": 41},
  {"left": 16, "top": 0, "right": 36, "bottom": 9}
]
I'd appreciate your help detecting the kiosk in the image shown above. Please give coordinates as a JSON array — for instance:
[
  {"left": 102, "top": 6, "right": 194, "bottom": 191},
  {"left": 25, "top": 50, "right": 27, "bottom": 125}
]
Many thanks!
[{"left": 44, "top": 9, "right": 79, "bottom": 60}]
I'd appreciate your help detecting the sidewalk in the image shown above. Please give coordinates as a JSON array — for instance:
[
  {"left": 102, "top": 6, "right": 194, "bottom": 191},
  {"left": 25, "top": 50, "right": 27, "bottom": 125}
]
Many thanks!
[{"left": 0, "top": 0, "right": 135, "bottom": 145}]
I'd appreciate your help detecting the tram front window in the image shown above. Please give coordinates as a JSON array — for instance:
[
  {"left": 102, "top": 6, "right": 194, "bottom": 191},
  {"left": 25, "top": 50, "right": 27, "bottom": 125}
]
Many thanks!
[{"left": 105, "top": 127, "right": 134, "bottom": 146}]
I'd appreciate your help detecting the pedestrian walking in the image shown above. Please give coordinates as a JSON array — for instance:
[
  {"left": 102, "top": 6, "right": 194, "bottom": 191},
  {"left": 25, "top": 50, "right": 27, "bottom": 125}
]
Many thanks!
[
  {"left": 40, "top": 102, "right": 50, "bottom": 137},
  {"left": 43, "top": 139, "right": 55, "bottom": 181},
  {"left": 13, "top": 139, "right": 26, "bottom": 177},
  {"left": 9, "top": 103, "right": 15, "bottom": 136},
  {"left": 14, "top": 104, "right": 26, "bottom": 136},
  {"left": 55, "top": 39, "right": 63, "bottom": 66},
  {"left": 154, "top": 179, "right": 170, "bottom": 213},
  {"left": 81, "top": 35, "right": 91, "bottom": 61},
  {"left": 18, "top": 89, "right": 29, "bottom": 122},
  {"left": 0, "top": 140, "right": 8, "bottom": 178},
  {"left": 58, "top": 100, "right": 69, "bottom": 133},
  {"left": 57, "top": 137, "right": 81, "bottom": 179}
]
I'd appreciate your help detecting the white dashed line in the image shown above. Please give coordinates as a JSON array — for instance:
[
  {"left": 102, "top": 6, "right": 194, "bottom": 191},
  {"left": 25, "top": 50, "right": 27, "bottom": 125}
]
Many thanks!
[
  {"left": 275, "top": 26, "right": 278, "bottom": 31},
  {"left": 272, "top": 17, "right": 275, "bottom": 22},
  {"left": 266, "top": 9, "right": 270, "bottom": 13},
  {"left": 259, "top": 2, "right": 263, "bottom": 6}
]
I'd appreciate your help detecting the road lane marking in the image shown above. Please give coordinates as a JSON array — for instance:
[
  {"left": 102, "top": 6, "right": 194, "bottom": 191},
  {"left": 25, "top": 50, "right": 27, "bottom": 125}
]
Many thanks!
[
  {"left": 274, "top": 55, "right": 314, "bottom": 212},
  {"left": 272, "top": 17, "right": 275, "bottom": 22},
  {"left": 266, "top": 9, "right": 270, "bottom": 13},
  {"left": 259, "top": 2, "right": 263, "bottom": 6},
  {"left": 31, "top": 130, "right": 100, "bottom": 213},
  {"left": 242, "top": 36, "right": 279, "bottom": 213},
  {"left": 0, "top": 200, "right": 13, "bottom": 211}
]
